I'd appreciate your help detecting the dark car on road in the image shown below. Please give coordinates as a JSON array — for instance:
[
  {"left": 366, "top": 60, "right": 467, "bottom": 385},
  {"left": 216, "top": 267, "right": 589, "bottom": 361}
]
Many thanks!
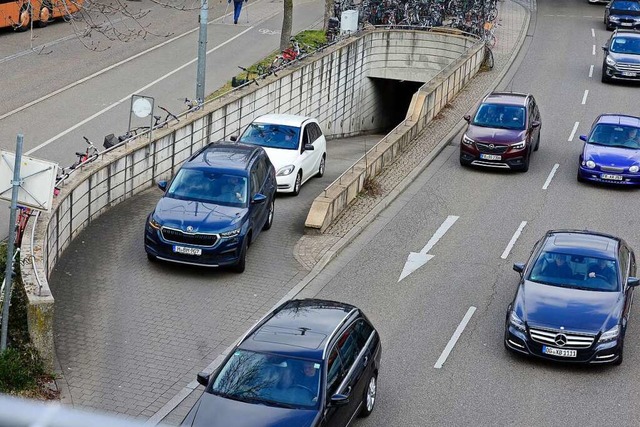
[
  {"left": 577, "top": 114, "right": 640, "bottom": 185},
  {"left": 459, "top": 92, "right": 541, "bottom": 172},
  {"left": 605, "top": 0, "right": 640, "bottom": 30},
  {"left": 181, "top": 299, "right": 382, "bottom": 427},
  {"left": 602, "top": 30, "right": 640, "bottom": 82},
  {"left": 144, "top": 142, "right": 276, "bottom": 272},
  {"left": 505, "top": 230, "right": 639, "bottom": 365}
]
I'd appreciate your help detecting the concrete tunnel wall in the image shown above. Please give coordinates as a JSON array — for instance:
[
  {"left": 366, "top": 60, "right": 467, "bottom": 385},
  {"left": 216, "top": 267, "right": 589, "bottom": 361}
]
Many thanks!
[{"left": 20, "top": 29, "right": 481, "bottom": 369}]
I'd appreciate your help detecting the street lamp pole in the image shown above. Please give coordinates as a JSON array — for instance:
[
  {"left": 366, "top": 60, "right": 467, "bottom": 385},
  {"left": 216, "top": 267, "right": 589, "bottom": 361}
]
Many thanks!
[{"left": 196, "top": 0, "right": 209, "bottom": 103}]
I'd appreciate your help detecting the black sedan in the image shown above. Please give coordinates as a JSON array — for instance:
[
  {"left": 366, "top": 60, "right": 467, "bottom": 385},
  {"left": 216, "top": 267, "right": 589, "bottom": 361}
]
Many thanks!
[{"left": 504, "top": 230, "right": 639, "bottom": 365}]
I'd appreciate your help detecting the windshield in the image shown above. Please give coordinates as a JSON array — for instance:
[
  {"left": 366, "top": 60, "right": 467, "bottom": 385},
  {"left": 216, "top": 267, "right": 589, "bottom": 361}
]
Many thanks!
[
  {"left": 611, "top": 0, "right": 640, "bottom": 12},
  {"left": 527, "top": 251, "right": 619, "bottom": 291},
  {"left": 472, "top": 104, "right": 526, "bottom": 130},
  {"left": 166, "top": 169, "right": 247, "bottom": 207},
  {"left": 239, "top": 123, "right": 301, "bottom": 150},
  {"left": 209, "top": 350, "right": 321, "bottom": 409},
  {"left": 588, "top": 124, "right": 640, "bottom": 149},
  {"left": 610, "top": 37, "right": 640, "bottom": 54}
]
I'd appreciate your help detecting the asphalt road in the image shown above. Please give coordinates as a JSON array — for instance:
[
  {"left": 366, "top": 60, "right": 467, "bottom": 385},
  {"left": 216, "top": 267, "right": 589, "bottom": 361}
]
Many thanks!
[{"left": 293, "top": 0, "right": 640, "bottom": 425}]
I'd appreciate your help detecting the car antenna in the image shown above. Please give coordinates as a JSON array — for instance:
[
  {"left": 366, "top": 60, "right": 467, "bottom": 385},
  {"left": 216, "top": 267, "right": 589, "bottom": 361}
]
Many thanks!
[{"left": 298, "top": 327, "right": 310, "bottom": 336}]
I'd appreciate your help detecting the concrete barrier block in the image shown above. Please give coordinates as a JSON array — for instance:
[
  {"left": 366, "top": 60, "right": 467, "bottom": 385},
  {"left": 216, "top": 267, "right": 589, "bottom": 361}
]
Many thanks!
[{"left": 304, "top": 197, "right": 333, "bottom": 229}]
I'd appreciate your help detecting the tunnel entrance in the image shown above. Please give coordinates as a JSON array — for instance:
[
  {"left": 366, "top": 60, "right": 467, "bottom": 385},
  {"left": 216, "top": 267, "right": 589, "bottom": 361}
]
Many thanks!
[{"left": 369, "top": 78, "right": 424, "bottom": 133}]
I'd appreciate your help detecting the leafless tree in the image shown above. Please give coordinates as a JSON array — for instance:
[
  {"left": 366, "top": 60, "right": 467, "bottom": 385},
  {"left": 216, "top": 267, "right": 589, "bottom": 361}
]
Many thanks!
[{"left": 278, "top": 0, "right": 291, "bottom": 51}]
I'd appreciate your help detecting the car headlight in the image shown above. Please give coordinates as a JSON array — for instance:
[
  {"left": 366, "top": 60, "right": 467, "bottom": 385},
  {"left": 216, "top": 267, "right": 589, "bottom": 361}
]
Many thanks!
[
  {"left": 148, "top": 217, "right": 161, "bottom": 230},
  {"left": 462, "top": 134, "right": 474, "bottom": 145},
  {"left": 630, "top": 165, "right": 639, "bottom": 173},
  {"left": 509, "top": 311, "right": 526, "bottom": 332},
  {"left": 598, "top": 325, "right": 620, "bottom": 343},
  {"left": 605, "top": 56, "right": 617, "bottom": 67},
  {"left": 221, "top": 229, "right": 241, "bottom": 238},
  {"left": 610, "top": 16, "right": 620, "bottom": 21},
  {"left": 510, "top": 140, "right": 526, "bottom": 150},
  {"left": 277, "top": 165, "right": 295, "bottom": 176},
  {"left": 585, "top": 160, "right": 596, "bottom": 169}
]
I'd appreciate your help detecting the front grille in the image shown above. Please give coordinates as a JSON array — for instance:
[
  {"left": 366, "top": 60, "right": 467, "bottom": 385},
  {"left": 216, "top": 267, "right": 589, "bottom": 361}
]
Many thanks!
[
  {"left": 475, "top": 142, "right": 509, "bottom": 154},
  {"left": 530, "top": 327, "right": 595, "bottom": 349},
  {"left": 617, "top": 62, "right": 640, "bottom": 72},
  {"left": 600, "top": 166, "right": 625, "bottom": 173},
  {"left": 161, "top": 227, "right": 218, "bottom": 247}
]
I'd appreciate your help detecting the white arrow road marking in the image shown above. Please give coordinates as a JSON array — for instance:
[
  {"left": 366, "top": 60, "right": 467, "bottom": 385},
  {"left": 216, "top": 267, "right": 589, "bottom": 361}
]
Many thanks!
[
  {"left": 434, "top": 306, "right": 476, "bottom": 369},
  {"left": 398, "top": 215, "right": 459, "bottom": 282}
]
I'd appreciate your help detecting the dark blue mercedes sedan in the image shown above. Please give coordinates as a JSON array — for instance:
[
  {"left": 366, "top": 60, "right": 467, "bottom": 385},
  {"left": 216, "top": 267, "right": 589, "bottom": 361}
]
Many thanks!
[
  {"left": 577, "top": 114, "right": 640, "bottom": 186},
  {"left": 505, "top": 230, "right": 639, "bottom": 365},
  {"left": 144, "top": 142, "right": 276, "bottom": 272},
  {"left": 181, "top": 299, "right": 382, "bottom": 427}
]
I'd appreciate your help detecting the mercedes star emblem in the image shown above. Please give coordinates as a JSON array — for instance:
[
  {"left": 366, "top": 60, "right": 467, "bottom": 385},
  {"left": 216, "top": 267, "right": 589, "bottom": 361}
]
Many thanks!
[
  {"left": 186, "top": 226, "right": 194, "bottom": 232},
  {"left": 554, "top": 334, "right": 568, "bottom": 347}
]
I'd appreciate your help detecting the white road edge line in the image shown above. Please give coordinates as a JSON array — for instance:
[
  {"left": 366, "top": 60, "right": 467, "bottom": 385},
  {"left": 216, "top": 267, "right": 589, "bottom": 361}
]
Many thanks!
[
  {"left": 591, "top": 28, "right": 595, "bottom": 38},
  {"left": 433, "top": 306, "right": 477, "bottom": 369},
  {"left": 589, "top": 64, "right": 594, "bottom": 78},
  {"left": 592, "top": 44, "right": 596, "bottom": 55},
  {"left": 0, "top": 0, "right": 264, "bottom": 123},
  {"left": 25, "top": 25, "right": 259, "bottom": 156},
  {"left": 581, "top": 89, "right": 589, "bottom": 105},
  {"left": 568, "top": 121, "right": 579, "bottom": 142},
  {"left": 542, "top": 164, "right": 559, "bottom": 190},
  {"left": 501, "top": 221, "right": 527, "bottom": 260}
]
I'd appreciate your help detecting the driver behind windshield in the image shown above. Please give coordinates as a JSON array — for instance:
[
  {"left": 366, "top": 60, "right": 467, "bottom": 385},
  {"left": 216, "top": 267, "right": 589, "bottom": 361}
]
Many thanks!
[{"left": 588, "top": 259, "right": 616, "bottom": 284}]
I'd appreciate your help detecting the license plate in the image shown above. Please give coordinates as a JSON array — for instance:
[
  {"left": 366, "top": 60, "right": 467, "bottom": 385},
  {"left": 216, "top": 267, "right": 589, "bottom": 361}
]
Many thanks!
[
  {"left": 622, "top": 71, "right": 637, "bottom": 77},
  {"left": 601, "top": 174, "right": 623, "bottom": 181},
  {"left": 480, "top": 154, "right": 501, "bottom": 161},
  {"left": 542, "top": 346, "right": 577, "bottom": 358},
  {"left": 621, "top": 22, "right": 633, "bottom": 26},
  {"left": 173, "top": 246, "right": 202, "bottom": 256}
]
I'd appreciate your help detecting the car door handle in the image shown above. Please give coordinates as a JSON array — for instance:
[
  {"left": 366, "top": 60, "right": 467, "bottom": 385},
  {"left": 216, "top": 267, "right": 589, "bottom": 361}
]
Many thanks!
[
  {"left": 363, "top": 356, "right": 369, "bottom": 367},
  {"left": 345, "top": 386, "right": 352, "bottom": 396}
]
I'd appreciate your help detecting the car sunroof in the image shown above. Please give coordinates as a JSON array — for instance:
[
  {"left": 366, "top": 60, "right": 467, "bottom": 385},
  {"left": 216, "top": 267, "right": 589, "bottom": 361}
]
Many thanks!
[
  {"left": 252, "top": 325, "right": 327, "bottom": 349},
  {"left": 553, "top": 234, "right": 610, "bottom": 251}
]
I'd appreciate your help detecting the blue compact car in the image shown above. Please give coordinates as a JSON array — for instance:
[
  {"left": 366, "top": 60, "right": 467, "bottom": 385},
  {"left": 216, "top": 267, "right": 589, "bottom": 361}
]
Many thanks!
[
  {"left": 144, "top": 142, "right": 276, "bottom": 272},
  {"left": 577, "top": 114, "right": 640, "bottom": 185},
  {"left": 505, "top": 230, "right": 639, "bottom": 365}
]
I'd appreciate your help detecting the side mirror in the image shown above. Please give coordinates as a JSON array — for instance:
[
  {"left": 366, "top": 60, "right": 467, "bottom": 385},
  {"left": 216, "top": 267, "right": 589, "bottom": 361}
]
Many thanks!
[
  {"left": 463, "top": 114, "right": 471, "bottom": 123},
  {"left": 303, "top": 143, "right": 315, "bottom": 151},
  {"left": 531, "top": 121, "right": 541, "bottom": 129},
  {"left": 157, "top": 180, "right": 168, "bottom": 192},
  {"left": 329, "top": 394, "right": 349, "bottom": 407},
  {"left": 602, "top": 45, "right": 608, "bottom": 51},
  {"left": 252, "top": 193, "right": 267, "bottom": 204},
  {"left": 579, "top": 135, "right": 587, "bottom": 142},
  {"left": 196, "top": 372, "right": 211, "bottom": 387},
  {"left": 627, "top": 277, "right": 640, "bottom": 287},
  {"left": 230, "top": 136, "right": 238, "bottom": 142},
  {"left": 513, "top": 263, "right": 525, "bottom": 274}
]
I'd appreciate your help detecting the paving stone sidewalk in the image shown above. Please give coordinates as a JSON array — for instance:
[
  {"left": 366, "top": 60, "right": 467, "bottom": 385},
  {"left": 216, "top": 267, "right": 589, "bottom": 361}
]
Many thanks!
[{"left": 294, "top": 0, "right": 533, "bottom": 268}]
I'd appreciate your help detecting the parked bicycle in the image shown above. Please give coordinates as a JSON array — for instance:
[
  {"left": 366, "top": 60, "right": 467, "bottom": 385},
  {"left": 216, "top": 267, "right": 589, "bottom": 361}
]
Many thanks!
[{"left": 104, "top": 105, "right": 180, "bottom": 149}]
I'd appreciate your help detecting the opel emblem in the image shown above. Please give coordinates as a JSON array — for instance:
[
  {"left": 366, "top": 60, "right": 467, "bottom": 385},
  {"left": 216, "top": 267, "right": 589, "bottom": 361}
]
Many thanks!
[
  {"left": 186, "top": 226, "right": 194, "bottom": 232},
  {"left": 554, "top": 334, "right": 567, "bottom": 347},
  {"left": 489, "top": 144, "right": 495, "bottom": 150}
]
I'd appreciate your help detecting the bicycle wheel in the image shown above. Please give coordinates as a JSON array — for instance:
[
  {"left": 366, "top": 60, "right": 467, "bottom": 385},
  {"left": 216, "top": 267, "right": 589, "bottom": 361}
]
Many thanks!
[{"left": 272, "top": 56, "right": 285, "bottom": 69}]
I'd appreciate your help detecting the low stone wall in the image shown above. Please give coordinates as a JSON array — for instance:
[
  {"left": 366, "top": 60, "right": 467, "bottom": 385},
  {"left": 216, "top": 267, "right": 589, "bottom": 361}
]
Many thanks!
[{"left": 19, "top": 29, "right": 480, "bottom": 368}]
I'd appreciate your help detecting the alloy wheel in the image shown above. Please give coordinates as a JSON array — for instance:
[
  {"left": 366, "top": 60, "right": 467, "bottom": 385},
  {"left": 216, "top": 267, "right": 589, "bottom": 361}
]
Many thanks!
[{"left": 366, "top": 376, "right": 376, "bottom": 412}]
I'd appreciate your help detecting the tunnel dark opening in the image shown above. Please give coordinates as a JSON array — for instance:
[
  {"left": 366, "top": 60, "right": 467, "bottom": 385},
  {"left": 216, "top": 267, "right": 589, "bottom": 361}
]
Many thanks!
[{"left": 370, "top": 78, "right": 424, "bottom": 133}]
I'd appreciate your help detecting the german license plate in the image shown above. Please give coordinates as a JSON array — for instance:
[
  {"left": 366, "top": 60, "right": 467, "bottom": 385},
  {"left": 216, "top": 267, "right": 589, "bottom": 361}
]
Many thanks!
[
  {"left": 622, "top": 71, "right": 637, "bottom": 77},
  {"left": 173, "top": 246, "right": 202, "bottom": 256},
  {"left": 542, "top": 346, "right": 577, "bottom": 358},
  {"left": 601, "top": 174, "right": 623, "bottom": 181},
  {"left": 480, "top": 154, "right": 501, "bottom": 161},
  {"left": 621, "top": 22, "right": 632, "bottom": 26}
]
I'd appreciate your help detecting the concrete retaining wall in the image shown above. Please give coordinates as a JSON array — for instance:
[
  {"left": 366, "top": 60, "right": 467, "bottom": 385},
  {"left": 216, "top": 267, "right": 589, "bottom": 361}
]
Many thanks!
[{"left": 19, "top": 29, "right": 481, "bottom": 369}]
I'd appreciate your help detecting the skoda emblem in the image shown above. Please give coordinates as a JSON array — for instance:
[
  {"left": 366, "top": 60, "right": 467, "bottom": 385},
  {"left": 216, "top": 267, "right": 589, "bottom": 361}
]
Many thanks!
[
  {"left": 489, "top": 144, "right": 495, "bottom": 150},
  {"left": 554, "top": 334, "right": 568, "bottom": 347},
  {"left": 186, "top": 226, "right": 194, "bottom": 232}
]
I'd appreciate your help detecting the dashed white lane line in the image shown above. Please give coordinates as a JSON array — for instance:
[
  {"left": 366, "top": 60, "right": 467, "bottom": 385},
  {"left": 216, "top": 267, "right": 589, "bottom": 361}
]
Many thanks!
[
  {"left": 592, "top": 45, "right": 596, "bottom": 55},
  {"left": 501, "top": 221, "right": 527, "bottom": 260},
  {"left": 568, "top": 121, "right": 580, "bottom": 142},
  {"left": 589, "top": 65, "right": 594, "bottom": 78},
  {"left": 592, "top": 28, "right": 595, "bottom": 37},
  {"left": 542, "top": 164, "right": 560, "bottom": 190},
  {"left": 434, "top": 306, "right": 476, "bottom": 369},
  {"left": 582, "top": 90, "right": 589, "bottom": 105}
]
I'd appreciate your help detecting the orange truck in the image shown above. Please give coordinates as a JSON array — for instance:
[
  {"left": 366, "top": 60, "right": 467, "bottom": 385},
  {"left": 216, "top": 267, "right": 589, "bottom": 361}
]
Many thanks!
[{"left": 0, "top": 0, "right": 83, "bottom": 30}]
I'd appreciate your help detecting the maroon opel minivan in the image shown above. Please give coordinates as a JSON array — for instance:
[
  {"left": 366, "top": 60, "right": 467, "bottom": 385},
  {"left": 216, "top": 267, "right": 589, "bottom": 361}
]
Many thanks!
[{"left": 459, "top": 92, "right": 542, "bottom": 172}]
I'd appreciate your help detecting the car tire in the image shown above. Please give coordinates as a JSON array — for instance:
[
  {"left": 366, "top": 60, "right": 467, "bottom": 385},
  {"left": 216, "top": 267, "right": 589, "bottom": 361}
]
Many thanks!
[
  {"left": 316, "top": 154, "right": 326, "bottom": 178},
  {"left": 601, "top": 66, "right": 612, "bottom": 83},
  {"left": 459, "top": 156, "right": 470, "bottom": 167},
  {"left": 292, "top": 171, "right": 302, "bottom": 196},
  {"left": 36, "top": 3, "right": 51, "bottom": 27},
  {"left": 520, "top": 151, "right": 530, "bottom": 173},
  {"left": 614, "top": 342, "right": 624, "bottom": 366},
  {"left": 577, "top": 171, "right": 586, "bottom": 183},
  {"left": 359, "top": 374, "right": 377, "bottom": 418},
  {"left": 534, "top": 134, "right": 540, "bottom": 152},
  {"left": 262, "top": 199, "right": 274, "bottom": 231},
  {"left": 146, "top": 253, "right": 157, "bottom": 263},
  {"left": 232, "top": 237, "right": 248, "bottom": 273}
]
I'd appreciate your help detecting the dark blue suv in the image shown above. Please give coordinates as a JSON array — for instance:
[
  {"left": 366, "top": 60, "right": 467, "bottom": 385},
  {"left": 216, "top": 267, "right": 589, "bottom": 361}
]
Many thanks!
[
  {"left": 181, "top": 299, "right": 382, "bottom": 427},
  {"left": 144, "top": 142, "right": 276, "bottom": 272}
]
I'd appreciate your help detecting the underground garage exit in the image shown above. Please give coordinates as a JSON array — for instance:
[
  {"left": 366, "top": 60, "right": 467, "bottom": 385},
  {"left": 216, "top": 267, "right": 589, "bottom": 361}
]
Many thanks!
[{"left": 369, "top": 77, "right": 424, "bottom": 132}]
